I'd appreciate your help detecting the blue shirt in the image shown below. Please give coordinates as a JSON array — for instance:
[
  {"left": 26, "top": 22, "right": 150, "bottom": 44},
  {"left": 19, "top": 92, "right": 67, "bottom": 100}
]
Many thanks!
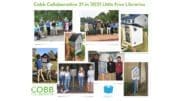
[
  {"left": 35, "top": 59, "right": 42, "bottom": 69},
  {"left": 34, "top": 27, "right": 40, "bottom": 33},
  {"left": 46, "top": 21, "right": 51, "bottom": 28}
]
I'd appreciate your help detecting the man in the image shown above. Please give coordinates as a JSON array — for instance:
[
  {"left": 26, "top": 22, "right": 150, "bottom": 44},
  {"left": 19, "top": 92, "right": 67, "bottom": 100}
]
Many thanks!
[
  {"left": 46, "top": 20, "right": 51, "bottom": 36},
  {"left": 90, "top": 54, "right": 99, "bottom": 80},
  {"left": 84, "top": 22, "right": 89, "bottom": 35},
  {"left": 93, "top": 21, "right": 97, "bottom": 35},
  {"left": 115, "top": 56, "right": 123, "bottom": 80},
  {"left": 106, "top": 22, "right": 111, "bottom": 34}
]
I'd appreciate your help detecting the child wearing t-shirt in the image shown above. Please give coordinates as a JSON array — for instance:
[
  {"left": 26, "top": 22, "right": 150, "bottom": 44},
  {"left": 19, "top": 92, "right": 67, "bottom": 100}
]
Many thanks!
[
  {"left": 35, "top": 54, "right": 45, "bottom": 83},
  {"left": 64, "top": 65, "right": 71, "bottom": 92},
  {"left": 46, "top": 59, "right": 53, "bottom": 81},
  {"left": 78, "top": 66, "right": 85, "bottom": 91},
  {"left": 87, "top": 65, "right": 94, "bottom": 92}
]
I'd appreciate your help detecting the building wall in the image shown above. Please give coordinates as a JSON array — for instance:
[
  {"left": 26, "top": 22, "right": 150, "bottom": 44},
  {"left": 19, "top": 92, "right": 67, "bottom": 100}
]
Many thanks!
[
  {"left": 130, "top": 25, "right": 143, "bottom": 46},
  {"left": 134, "top": 15, "right": 148, "bottom": 28}
]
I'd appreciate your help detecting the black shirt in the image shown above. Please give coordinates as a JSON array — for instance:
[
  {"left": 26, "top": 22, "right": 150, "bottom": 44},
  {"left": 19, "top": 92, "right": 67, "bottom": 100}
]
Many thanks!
[{"left": 107, "top": 61, "right": 115, "bottom": 73}]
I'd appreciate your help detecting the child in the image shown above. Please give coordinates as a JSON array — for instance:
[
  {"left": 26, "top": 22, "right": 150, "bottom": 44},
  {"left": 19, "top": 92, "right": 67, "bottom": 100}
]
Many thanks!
[
  {"left": 59, "top": 66, "right": 65, "bottom": 85},
  {"left": 84, "top": 22, "right": 89, "bottom": 35},
  {"left": 64, "top": 65, "right": 71, "bottom": 92},
  {"left": 35, "top": 54, "right": 45, "bottom": 83},
  {"left": 51, "top": 20, "right": 56, "bottom": 35},
  {"left": 106, "top": 22, "right": 111, "bottom": 34},
  {"left": 65, "top": 22, "right": 69, "bottom": 32},
  {"left": 100, "top": 22, "right": 104, "bottom": 35},
  {"left": 59, "top": 66, "right": 65, "bottom": 92},
  {"left": 34, "top": 23, "right": 41, "bottom": 40},
  {"left": 46, "top": 20, "right": 51, "bottom": 36},
  {"left": 87, "top": 65, "right": 94, "bottom": 92},
  {"left": 46, "top": 59, "right": 52, "bottom": 81},
  {"left": 78, "top": 66, "right": 85, "bottom": 91},
  {"left": 98, "top": 54, "right": 107, "bottom": 80},
  {"left": 98, "top": 61, "right": 107, "bottom": 80}
]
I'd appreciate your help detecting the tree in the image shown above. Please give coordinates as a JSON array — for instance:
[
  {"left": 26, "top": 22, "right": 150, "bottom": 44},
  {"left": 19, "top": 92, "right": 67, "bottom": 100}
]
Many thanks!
[{"left": 34, "top": 10, "right": 72, "bottom": 22}]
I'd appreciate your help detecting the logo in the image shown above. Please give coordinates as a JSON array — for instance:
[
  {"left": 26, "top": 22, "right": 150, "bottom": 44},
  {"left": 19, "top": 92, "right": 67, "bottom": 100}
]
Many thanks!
[
  {"left": 31, "top": 85, "right": 55, "bottom": 96},
  {"left": 104, "top": 85, "right": 113, "bottom": 94}
]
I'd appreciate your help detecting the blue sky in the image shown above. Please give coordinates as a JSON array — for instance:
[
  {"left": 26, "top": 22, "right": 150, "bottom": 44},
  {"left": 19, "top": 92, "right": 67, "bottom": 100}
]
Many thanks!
[{"left": 35, "top": 48, "right": 57, "bottom": 55}]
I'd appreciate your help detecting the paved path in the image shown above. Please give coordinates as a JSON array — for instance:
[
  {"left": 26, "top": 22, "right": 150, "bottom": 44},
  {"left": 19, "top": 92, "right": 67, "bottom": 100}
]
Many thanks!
[{"left": 36, "top": 35, "right": 64, "bottom": 41}]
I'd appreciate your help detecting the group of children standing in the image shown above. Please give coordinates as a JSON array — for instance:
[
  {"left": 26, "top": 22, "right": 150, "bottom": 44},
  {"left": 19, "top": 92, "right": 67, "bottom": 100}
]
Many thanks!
[
  {"left": 58, "top": 65, "right": 94, "bottom": 93},
  {"left": 34, "top": 17, "right": 72, "bottom": 40},
  {"left": 84, "top": 21, "right": 118, "bottom": 35}
]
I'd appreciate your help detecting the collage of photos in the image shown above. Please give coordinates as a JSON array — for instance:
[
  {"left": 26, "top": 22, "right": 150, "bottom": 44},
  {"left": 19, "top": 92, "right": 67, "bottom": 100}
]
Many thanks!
[{"left": 32, "top": 10, "right": 148, "bottom": 97}]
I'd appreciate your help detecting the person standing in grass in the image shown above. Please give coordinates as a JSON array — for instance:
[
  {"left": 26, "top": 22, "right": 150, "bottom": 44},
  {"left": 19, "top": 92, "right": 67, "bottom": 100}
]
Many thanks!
[
  {"left": 58, "top": 19, "right": 63, "bottom": 34},
  {"left": 131, "top": 66, "right": 140, "bottom": 96},
  {"left": 65, "top": 21, "right": 69, "bottom": 32},
  {"left": 51, "top": 20, "right": 56, "bottom": 36},
  {"left": 46, "top": 20, "right": 51, "bottom": 36},
  {"left": 39, "top": 17, "right": 44, "bottom": 34},
  {"left": 34, "top": 22, "right": 41, "bottom": 40},
  {"left": 46, "top": 58, "right": 52, "bottom": 81},
  {"left": 35, "top": 54, "right": 45, "bottom": 83},
  {"left": 78, "top": 66, "right": 85, "bottom": 91}
]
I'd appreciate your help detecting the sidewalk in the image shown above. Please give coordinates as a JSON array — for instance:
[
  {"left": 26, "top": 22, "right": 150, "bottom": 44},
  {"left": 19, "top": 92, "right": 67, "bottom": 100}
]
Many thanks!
[{"left": 35, "top": 35, "right": 64, "bottom": 41}]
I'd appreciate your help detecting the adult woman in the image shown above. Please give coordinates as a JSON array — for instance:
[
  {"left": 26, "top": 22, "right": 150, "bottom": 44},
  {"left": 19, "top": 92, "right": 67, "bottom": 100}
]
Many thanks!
[{"left": 78, "top": 66, "right": 85, "bottom": 91}]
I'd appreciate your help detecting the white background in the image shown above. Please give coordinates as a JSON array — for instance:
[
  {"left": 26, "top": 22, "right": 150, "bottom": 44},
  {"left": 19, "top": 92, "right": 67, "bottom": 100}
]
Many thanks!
[{"left": 0, "top": 0, "right": 180, "bottom": 101}]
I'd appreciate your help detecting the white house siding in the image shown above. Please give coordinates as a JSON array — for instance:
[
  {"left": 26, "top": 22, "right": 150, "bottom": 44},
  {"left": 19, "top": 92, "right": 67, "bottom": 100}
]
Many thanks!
[
  {"left": 130, "top": 25, "right": 143, "bottom": 47},
  {"left": 75, "top": 36, "right": 83, "bottom": 54},
  {"left": 134, "top": 15, "right": 148, "bottom": 28}
]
